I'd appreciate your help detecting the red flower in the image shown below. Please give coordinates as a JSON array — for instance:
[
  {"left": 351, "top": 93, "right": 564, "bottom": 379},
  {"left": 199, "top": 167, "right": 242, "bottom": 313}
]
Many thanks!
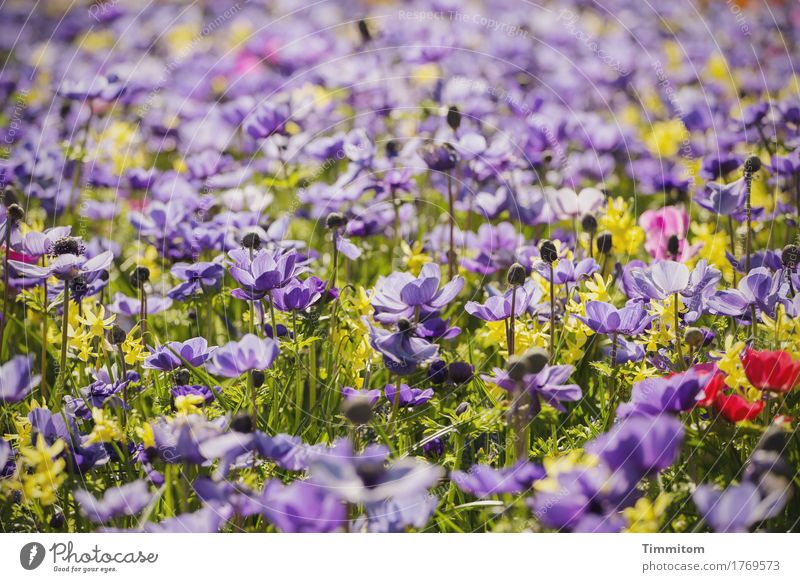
[
  {"left": 697, "top": 372, "right": 764, "bottom": 423},
  {"left": 742, "top": 348, "right": 800, "bottom": 393}
]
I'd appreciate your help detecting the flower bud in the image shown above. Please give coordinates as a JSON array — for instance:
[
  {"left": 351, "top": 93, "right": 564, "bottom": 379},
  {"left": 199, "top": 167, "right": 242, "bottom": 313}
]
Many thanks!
[
  {"left": 6, "top": 203, "right": 24, "bottom": 223},
  {"left": 539, "top": 240, "right": 558, "bottom": 263},
  {"left": 684, "top": 327, "right": 704, "bottom": 349},
  {"left": 230, "top": 413, "right": 254, "bottom": 433},
  {"left": 251, "top": 370, "right": 266, "bottom": 388},
  {"left": 342, "top": 394, "right": 373, "bottom": 426},
  {"left": 596, "top": 232, "right": 613, "bottom": 254},
  {"left": 130, "top": 266, "right": 150, "bottom": 288},
  {"left": 782, "top": 244, "right": 799, "bottom": 269},
  {"left": 446, "top": 105, "right": 461, "bottom": 131},
  {"left": 580, "top": 213, "right": 597, "bottom": 234},
  {"left": 241, "top": 232, "right": 262, "bottom": 250},
  {"left": 173, "top": 368, "right": 191, "bottom": 386},
  {"left": 326, "top": 212, "right": 345, "bottom": 229},
  {"left": 667, "top": 235, "right": 680, "bottom": 258},
  {"left": 744, "top": 155, "right": 762, "bottom": 174},
  {"left": 506, "top": 262, "right": 526, "bottom": 286},
  {"left": 447, "top": 361, "right": 474, "bottom": 384},
  {"left": 397, "top": 317, "right": 412, "bottom": 332},
  {"left": 454, "top": 401, "right": 469, "bottom": 416},
  {"left": 521, "top": 347, "right": 550, "bottom": 375},
  {"left": 107, "top": 324, "right": 127, "bottom": 345},
  {"left": 506, "top": 355, "right": 528, "bottom": 381}
]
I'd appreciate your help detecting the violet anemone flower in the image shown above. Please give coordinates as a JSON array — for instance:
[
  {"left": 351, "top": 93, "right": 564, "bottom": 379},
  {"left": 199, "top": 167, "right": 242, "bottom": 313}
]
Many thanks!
[
  {"left": 629, "top": 260, "right": 690, "bottom": 300},
  {"left": 465, "top": 279, "right": 540, "bottom": 322},
  {"left": 573, "top": 300, "right": 652, "bottom": 335},
  {"left": 144, "top": 337, "right": 214, "bottom": 372},
  {"left": 366, "top": 319, "right": 439, "bottom": 375},
  {"left": 452, "top": 462, "right": 545, "bottom": 498},
  {"left": 681, "top": 260, "right": 722, "bottom": 323},
  {"left": 108, "top": 292, "right": 172, "bottom": 317},
  {"left": 143, "top": 506, "right": 232, "bottom": 533},
  {"left": 361, "top": 494, "right": 439, "bottom": 533},
  {"left": 693, "top": 482, "right": 784, "bottom": 533},
  {"left": 371, "top": 263, "right": 464, "bottom": 324},
  {"left": 616, "top": 364, "right": 715, "bottom": 418},
  {"left": 483, "top": 364, "right": 582, "bottom": 417},
  {"left": 167, "top": 261, "right": 225, "bottom": 301},
  {"left": 706, "top": 267, "right": 787, "bottom": 320},
  {"left": 342, "top": 386, "right": 381, "bottom": 407},
  {"left": 0, "top": 355, "right": 40, "bottom": 404},
  {"left": 74, "top": 480, "right": 153, "bottom": 524},
  {"left": 695, "top": 177, "right": 747, "bottom": 216},
  {"left": 272, "top": 276, "right": 323, "bottom": 312},
  {"left": 308, "top": 439, "right": 443, "bottom": 504},
  {"left": 11, "top": 249, "right": 113, "bottom": 281},
  {"left": 384, "top": 384, "right": 434, "bottom": 407},
  {"left": 207, "top": 334, "right": 280, "bottom": 377},
  {"left": 228, "top": 247, "right": 304, "bottom": 301},
  {"left": 261, "top": 480, "right": 346, "bottom": 533},
  {"left": 534, "top": 257, "right": 598, "bottom": 286}
]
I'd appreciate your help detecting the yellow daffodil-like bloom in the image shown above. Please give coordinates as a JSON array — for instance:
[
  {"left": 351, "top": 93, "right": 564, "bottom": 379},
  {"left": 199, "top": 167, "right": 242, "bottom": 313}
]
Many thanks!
[
  {"left": 78, "top": 305, "right": 116, "bottom": 339},
  {"left": 401, "top": 240, "right": 433, "bottom": 276},
  {"left": 175, "top": 394, "right": 206, "bottom": 416},
  {"left": 122, "top": 332, "right": 146, "bottom": 366},
  {"left": 534, "top": 451, "right": 598, "bottom": 494},
  {"left": 623, "top": 493, "right": 673, "bottom": 533},
  {"left": 4, "top": 414, "right": 32, "bottom": 446},
  {"left": 136, "top": 422, "right": 156, "bottom": 449},
  {"left": 583, "top": 273, "right": 613, "bottom": 303},
  {"left": 644, "top": 119, "right": 689, "bottom": 157},
  {"left": 760, "top": 306, "right": 800, "bottom": 358},
  {"left": 19, "top": 435, "right": 66, "bottom": 506},
  {"left": 689, "top": 222, "right": 733, "bottom": 282},
  {"left": 713, "top": 337, "right": 751, "bottom": 391},
  {"left": 598, "top": 197, "right": 645, "bottom": 256},
  {"left": 86, "top": 408, "right": 124, "bottom": 445}
]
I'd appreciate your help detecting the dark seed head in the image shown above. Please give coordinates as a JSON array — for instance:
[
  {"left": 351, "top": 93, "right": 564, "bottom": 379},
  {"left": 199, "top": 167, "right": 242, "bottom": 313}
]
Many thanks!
[
  {"left": 446, "top": 105, "right": 461, "bottom": 131},
  {"left": 521, "top": 347, "right": 550, "bottom": 375},
  {"left": 782, "top": 244, "right": 800, "bottom": 269},
  {"left": 2, "top": 188, "right": 18, "bottom": 207},
  {"left": 342, "top": 394, "right": 373, "bottom": 426},
  {"left": 539, "top": 240, "right": 558, "bottom": 263},
  {"left": 744, "top": 155, "right": 762, "bottom": 174},
  {"left": 251, "top": 370, "right": 266, "bottom": 388},
  {"left": 684, "top": 327, "right": 704, "bottom": 349},
  {"left": 580, "top": 213, "right": 597, "bottom": 234},
  {"left": 397, "top": 318, "right": 412, "bottom": 333},
  {"left": 107, "top": 324, "right": 127, "bottom": 345},
  {"left": 230, "top": 413, "right": 254, "bottom": 433},
  {"left": 596, "top": 232, "right": 613, "bottom": 254},
  {"left": 241, "top": 232, "right": 262, "bottom": 250},
  {"left": 130, "top": 266, "right": 150, "bottom": 288},
  {"left": 506, "top": 355, "right": 528, "bottom": 382},
  {"left": 454, "top": 401, "right": 469, "bottom": 416},
  {"left": 667, "top": 235, "right": 681, "bottom": 258},
  {"left": 6, "top": 203, "right": 24, "bottom": 223},
  {"left": 385, "top": 139, "right": 399, "bottom": 159},
  {"left": 447, "top": 361, "right": 474, "bottom": 384},
  {"left": 326, "top": 212, "right": 345, "bottom": 229},
  {"left": 49, "top": 236, "right": 85, "bottom": 257},
  {"left": 506, "top": 262, "right": 527, "bottom": 287}
]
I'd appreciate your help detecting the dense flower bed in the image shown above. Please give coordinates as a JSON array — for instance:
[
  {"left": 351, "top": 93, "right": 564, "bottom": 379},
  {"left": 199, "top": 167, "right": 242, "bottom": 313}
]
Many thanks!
[{"left": 1, "top": 0, "right": 799, "bottom": 533}]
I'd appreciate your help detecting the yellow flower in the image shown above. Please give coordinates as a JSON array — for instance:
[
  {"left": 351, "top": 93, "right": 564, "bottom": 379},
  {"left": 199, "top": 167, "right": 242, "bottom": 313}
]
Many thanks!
[
  {"left": 136, "top": 422, "right": 156, "bottom": 449},
  {"left": 78, "top": 305, "right": 116, "bottom": 338},
  {"left": 175, "top": 394, "right": 206, "bottom": 416},
  {"left": 623, "top": 493, "right": 672, "bottom": 533},
  {"left": 401, "top": 240, "right": 433, "bottom": 276},
  {"left": 689, "top": 222, "right": 733, "bottom": 282},
  {"left": 644, "top": 119, "right": 689, "bottom": 157},
  {"left": 86, "top": 408, "right": 124, "bottom": 445},
  {"left": 18, "top": 435, "right": 66, "bottom": 506},
  {"left": 122, "top": 331, "right": 146, "bottom": 366},
  {"left": 583, "top": 273, "right": 613, "bottom": 303},
  {"left": 713, "top": 337, "right": 750, "bottom": 390},
  {"left": 598, "top": 197, "right": 645, "bottom": 256}
]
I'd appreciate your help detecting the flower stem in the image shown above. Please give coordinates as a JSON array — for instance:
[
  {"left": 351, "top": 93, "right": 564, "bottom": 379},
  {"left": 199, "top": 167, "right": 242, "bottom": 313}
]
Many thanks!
[
  {"left": 446, "top": 171, "right": 456, "bottom": 280},
  {"left": 508, "top": 285, "right": 517, "bottom": 357},
  {"left": 673, "top": 292, "right": 684, "bottom": 369},
  {"left": 0, "top": 222, "right": 11, "bottom": 360},
  {"left": 58, "top": 284, "right": 71, "bottom": 395},
  {"left": 549, "top": 262, "right": 555, "bottom": 361}
]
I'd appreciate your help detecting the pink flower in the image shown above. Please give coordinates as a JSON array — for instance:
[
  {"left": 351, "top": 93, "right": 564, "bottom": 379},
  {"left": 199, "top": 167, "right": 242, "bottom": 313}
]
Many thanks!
[{"left": 638, "top": 205, "right": 699, "bottom": 261}]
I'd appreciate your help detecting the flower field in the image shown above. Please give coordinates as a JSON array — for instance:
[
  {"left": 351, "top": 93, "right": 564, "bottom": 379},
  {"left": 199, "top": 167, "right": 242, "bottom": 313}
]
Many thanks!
[{"left": 1, "top": 0, "right": 800, "bottom": 533}]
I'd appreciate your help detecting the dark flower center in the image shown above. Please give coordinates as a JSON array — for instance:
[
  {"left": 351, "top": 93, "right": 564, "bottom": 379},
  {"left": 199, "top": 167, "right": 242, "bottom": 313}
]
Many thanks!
[{"left": 49, "top": 236, "right": 84, "bottom": 257}]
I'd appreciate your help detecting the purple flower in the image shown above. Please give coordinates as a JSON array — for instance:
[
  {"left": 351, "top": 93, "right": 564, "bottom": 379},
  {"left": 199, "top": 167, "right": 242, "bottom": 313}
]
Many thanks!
[
  {"left": 534, "top": 257, "right": 599, "bottom": 285},
  {"left": 108, "top": 293, "right": 172, "bottom": 317},
  {"left": 418, "top": 141, "right": 459, "bottom": 172},
  {"left": 681, "top": 260, "right": 722, "bottom": 323},
  {"left": 371, "top": 263, "right": 464, "bottom": 324},
  {"left": 617, "top": 365, "right": 715, "bottom": 418},
  {"left": 384, "top": 384, "right": 434, "bottom": 407},
  {"left": 207, "top": 334, "right": 280, "bottom": 377},
  {"left": 243, "top": 101, "right": 291, "bottom": 139},
  {"left": 308, "top": 439, "right": 443, "bottom": 504},
  {"left": 706, "top": 267, "right": 787, "bottom": 320},
  {"left": 482, "top": 364, "right": 582, "bottom": 417},
  {"left": 629, "top": 260, "right": 690, "bottom": 300},
  {"left": 11, "top": 250, "right": 113, "bottom": 281},
  {"left": 150, "top": 415, "right": 223, "bottom": 464},
  {"left": 59, "top": 73, "right": 125, "bottom": 102},
  {"left": 144, "top": 338, "right": 213, "bottom": 372},
  {"left": 573, "top": 300, "right": 652, "bottom": 335},
  {"left": 143, "top": 506, "right": 232, "bottom": 533},
  {"left": 168, "top": 261, "right": 225, "bottom": 301},
  {"left": 362, "top": 494, "right": 439, "bottom": 532},
  {"left": 586, "top": 415, "right": 684, "bottom": 482},
  {"left": 367, "top": 320, "right": 439, "bottom": 375},
  {"left": 171, "top": 385, "right": 218, "bottom": 407},
  {"left": 272, "top": 277, "right": 323, "bottom": 312},
  {"left": 193, "top": 477, "right": 264, "bottom": 518},
  {"left": 465, "top": 280, "right": 540, "bottom": 322},
  {"left": 695, "top": 177, "right": 747, "bottom": 215},
  {"left": 261, "top": 480, "right": 346, "bottom": 533},
  {"left": 229, "top": 247, "right": 303, "bottom": 301},
  {"left": 74, "top": 480, "right": 153, "bottom": 524},
  {"left": 452, "top": 462, "right": 545, "bottom": 498},
  {"left": 693, "top": 482, "right": 781, "bottom": 533},
  {"left": 342, "top": 386, "right": 381, "bottom": 407},
  {"left": 0, "top": 355, "right": 40, "bottom": 404}
]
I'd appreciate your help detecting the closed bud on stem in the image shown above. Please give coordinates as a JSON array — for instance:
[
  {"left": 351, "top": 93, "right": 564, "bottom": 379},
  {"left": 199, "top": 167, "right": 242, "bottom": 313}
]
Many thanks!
[
  {"left": 744, "top": 155, "right": 762, "bottom": 175},
  {"left": 251, "top": 370, "right": 266, "bottom": 388},
  {"left": 241, "top": 232, "right": 262, "bottom": 250},
  {"left": 230, "top": 413, "right": 254, "bottom": 433},
  {"left": 326, "top": 212, "right": 345, "bottom": 229},
  {"left": 342, "top": 394, "right": 373, "bottom": 425},
  {"left": 667, "top": 235, "right": 680, "bottom": 258},
  {"left": 446, "top": 105, "right": 461, "bottom": 131},
  {"left": 506, "top": 262, "right": 526, "bottom": 286},
  {"left": 539, "top": 240, "right": 558, "bottom": 263},
  {"left": 506, "top": 355, "right": 528, "bottom": 382},
  {"left": 6, "top": 203, "right": 24, "bottom": 223},
  {"left": 454, "top": 401, "right": 469, "bottom": 416},
  {"left": 107, "top": 324, "right": 126, "bottom": 346},
  {"left": 130, "top": 266, "right": 150, "bottom": 288},
  {"left": 521, "top": 347, "right": 550, "bottom": 375},
  {"left": 580, "top": 213, "right": 597, "bottom": 234},
  {"left": 596, "top": 232, "right": 613, "bottom": 254},
  {"left": 684, "top": 327, "right": 704, "bottom": 349},
  {"left": 782, "top": 244, "right": 799, "bottom": 269}
]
